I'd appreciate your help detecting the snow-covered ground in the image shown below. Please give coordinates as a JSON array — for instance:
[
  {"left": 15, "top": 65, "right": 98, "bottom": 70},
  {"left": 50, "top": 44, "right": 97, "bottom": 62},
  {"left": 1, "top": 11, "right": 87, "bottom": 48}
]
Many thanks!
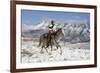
[{"left": 21, "top": 40, "right": 90, "bottom": 63}]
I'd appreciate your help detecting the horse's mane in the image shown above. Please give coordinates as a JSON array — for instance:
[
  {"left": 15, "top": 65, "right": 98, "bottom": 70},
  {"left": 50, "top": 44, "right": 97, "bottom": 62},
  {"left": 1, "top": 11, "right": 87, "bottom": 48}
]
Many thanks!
[{"left": 56, "top": 28, "right": 62, "bottom": 33}]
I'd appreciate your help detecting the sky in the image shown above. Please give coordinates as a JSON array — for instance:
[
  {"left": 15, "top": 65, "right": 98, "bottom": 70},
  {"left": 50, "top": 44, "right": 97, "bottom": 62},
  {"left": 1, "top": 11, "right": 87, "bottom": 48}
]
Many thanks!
[{"left": 21, "top": 9, "right": 90, "bottom": 25}]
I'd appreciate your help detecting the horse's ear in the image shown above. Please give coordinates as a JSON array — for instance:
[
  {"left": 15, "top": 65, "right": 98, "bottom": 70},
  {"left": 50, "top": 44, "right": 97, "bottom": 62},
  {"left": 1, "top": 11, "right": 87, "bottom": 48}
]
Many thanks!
[
  {"left": 64, "top": 23, "right": 68, "bottom": 27},
  {"left": 61, "top": 23, "right": 64, "bottom": 28}
]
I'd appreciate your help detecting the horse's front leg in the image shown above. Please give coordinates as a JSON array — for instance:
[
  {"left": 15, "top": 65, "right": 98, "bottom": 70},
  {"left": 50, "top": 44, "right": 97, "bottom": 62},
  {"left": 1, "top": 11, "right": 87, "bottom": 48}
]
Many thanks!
[
  {"left": 47, "top": 41, "right": 52, "bottom": 55},
  {"left": 45, "top": 43, "right": 51, "bottom": 55},
  {"left": 40, "top": 46, "right": 44, "bottom": 54},
  {"left": 45, "top": 47, "right": 52, "bottom": 55},
  {"left": 52, "top": 39, "right": 62, "bottom": 55},
  {"left": 55, "top": 43, "right": 62, "bottom": 55},
  {"left": 44, "top": 47, "right": 49, "bottom": 53},
  {"left": 40, "top": 41, "right": 46, "bottom": 54},
  {"left": 59, "top": 45, "right": 62, "bottom": 55}
]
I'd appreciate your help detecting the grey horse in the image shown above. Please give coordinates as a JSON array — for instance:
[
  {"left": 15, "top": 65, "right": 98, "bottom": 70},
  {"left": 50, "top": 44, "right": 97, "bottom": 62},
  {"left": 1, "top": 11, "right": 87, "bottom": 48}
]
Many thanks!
[{"left": 38, "top": 28, "right": 65, "bottom": 55}]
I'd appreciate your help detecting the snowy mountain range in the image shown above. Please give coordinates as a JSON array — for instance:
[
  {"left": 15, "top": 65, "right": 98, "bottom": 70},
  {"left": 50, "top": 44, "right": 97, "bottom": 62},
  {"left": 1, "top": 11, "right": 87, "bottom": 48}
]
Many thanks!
[
  {"left": 22, "top": 20, "right": 49, "bottom": 31},
  {"left": 22, "top": 20, "right": 90, "bottom": 43},
  {"left": 22, "top": 20, "right": 89, "bottom": 31}
]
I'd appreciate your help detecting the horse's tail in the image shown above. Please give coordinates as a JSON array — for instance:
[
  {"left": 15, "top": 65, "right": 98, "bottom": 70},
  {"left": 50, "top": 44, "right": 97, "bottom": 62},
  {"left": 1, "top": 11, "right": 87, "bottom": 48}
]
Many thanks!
[{"left": 38, "top": 36, "right": 42, "bottom": 47}]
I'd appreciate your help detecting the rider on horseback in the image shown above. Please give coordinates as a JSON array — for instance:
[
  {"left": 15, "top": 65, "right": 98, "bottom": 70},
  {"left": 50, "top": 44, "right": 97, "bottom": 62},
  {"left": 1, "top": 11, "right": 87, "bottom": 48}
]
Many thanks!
[
  {"left": 47, "top": 20, "right": 57, "bottom": 47},
  {"left": 49, "top": 20, "right": 56, "bottom": 33}
]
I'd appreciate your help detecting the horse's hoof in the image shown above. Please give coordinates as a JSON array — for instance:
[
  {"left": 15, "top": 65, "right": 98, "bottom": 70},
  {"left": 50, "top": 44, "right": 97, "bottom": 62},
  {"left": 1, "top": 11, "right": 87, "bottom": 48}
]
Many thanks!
[
  {"left": 54, "top": 48, "right": 57, "bottom": 51},
  {"left": 40, "top": 51, "right": 44, "bottom": 54},
  {"left": 29, "top": 54, "right": 33, "bottom": 57},
  {"left": 60, "top": 52, "right": 62, "bottom": 55},
  {"left": 49, "top": 53, "right": 52, "bottom": 55}
]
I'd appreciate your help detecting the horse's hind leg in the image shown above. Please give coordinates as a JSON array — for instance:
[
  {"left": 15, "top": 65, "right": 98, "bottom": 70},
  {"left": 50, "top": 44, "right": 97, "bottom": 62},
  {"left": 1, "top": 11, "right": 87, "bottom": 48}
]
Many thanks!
[{"left": 40, "top": 42, "right": 45, "bottom": 54}]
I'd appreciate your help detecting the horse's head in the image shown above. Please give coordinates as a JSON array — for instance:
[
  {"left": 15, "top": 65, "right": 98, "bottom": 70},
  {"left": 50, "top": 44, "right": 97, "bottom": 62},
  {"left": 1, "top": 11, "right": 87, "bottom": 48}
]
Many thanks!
[
  {"left": 61, "top": 28, "right": 65, "bottom": 37},
  {"left": 56, "top": 27, "right": 65, "bottom": 38}
]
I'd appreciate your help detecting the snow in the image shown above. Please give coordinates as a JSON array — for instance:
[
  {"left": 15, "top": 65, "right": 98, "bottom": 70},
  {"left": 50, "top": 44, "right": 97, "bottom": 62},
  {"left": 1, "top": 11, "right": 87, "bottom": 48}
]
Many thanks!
[{"left": 21, "top": 40, "right": 90, "bottom": 63}]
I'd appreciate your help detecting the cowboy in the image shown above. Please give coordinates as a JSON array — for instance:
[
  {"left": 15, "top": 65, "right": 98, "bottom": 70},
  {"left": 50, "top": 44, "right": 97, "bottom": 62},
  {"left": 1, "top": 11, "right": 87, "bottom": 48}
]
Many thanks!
[
  {"left": 47, "top": 20, "right": 57, "bottom": 47},
  {"left": 49, "top": 20, "right": 56, "bottom": 33}
]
